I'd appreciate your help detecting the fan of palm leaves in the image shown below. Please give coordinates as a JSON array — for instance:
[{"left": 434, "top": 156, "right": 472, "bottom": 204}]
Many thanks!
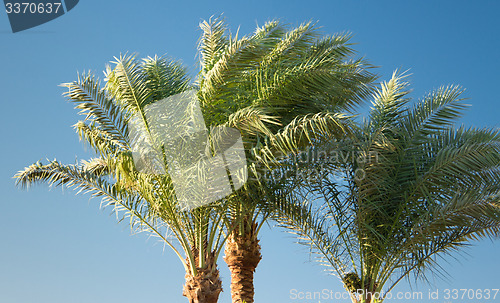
[
  {"left": 15, "top": 17, "right": 377, "bottom": 303},
  {"left": 271, "top": 71, "right": 500, "bottom": 303}
]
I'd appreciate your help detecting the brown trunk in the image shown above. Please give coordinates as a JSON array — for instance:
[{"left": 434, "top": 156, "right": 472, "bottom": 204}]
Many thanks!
[
  {"left": 182, "top": 267, "right": 222, "bottom": 303},
  {"left": 183, "top": 249, "right": 222, "bottom": 303},
  {"left": 224, "top": 223, "right": 262, "bottom": 303},
  {"left": 343, "top": 273, "right": 378, "bottom": 303}
]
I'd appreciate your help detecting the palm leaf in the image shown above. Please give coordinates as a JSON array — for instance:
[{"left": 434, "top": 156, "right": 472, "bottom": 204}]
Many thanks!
[{"left": 61, "top": 72, "right": 130, "bottom": 151}]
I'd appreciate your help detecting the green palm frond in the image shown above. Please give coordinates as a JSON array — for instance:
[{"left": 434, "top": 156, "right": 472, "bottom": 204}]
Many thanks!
[
  {"left": 369, "top": 70, "right": 411, "bottom": 128},
  {"left": 224, "top": 106, "right": 280, "bottom": 137},
  {"left": 308, "top": 33, "right": 355, "bottom": 62},
  {"left": 412, "top": 141, "right": 500, "bottom": 194},
  {"left": 402, "top": 85, "right": 468, "bottom": 144},
  {"left": 73, "top": 121, "right": 127, "bottom": 156},
  {"left": 252, "top": 20, "right": 285, "bottom": 42},
  {"left": 261, "top": 21, "right": 319, "bottom": 67},
  {"left": 198, "top": 16, "right": 229, "bottom": 74},
  {"left": 61, "top": 72, "right": 130, "bottom": 151},
  {"left": 198, "top": 19, "right": 376, "bottom": 128},
  {"left": 253, "top": 112, "right": 352, "bottom": 169},
  {"left": 396, "top": 126, "right": 500, "bottom": 200},
  {"left": 105, "top": 53, "right": 151, "bottom": 114},
  {"left": 383, "top": 187, "right": 500, "bottom": 290},
  {"left": 14, "top": 160, "right": 183, "bottom": 261},
  {"left": 198, "top": 23, "right": 289, "bottom": 116},
  {"left": 271, "top": 59, "right": 372, "bottom": 113},
  {"left": 199, "top": 35, "right": 260, "bottom": 106},
  {"left": 142, "top": 55, "right": 191, "bottom": 104},
  {"left": 256, "top": 33, "right": 375, "bottom": 116}
]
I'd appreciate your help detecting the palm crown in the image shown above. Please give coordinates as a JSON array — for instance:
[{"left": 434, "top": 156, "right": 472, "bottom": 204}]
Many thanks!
[
  {"left": 195, "top": 17, "right": 375, "bottom": 303},
  {"left": 274, "top": 72, "right": 500, "bottom": 303},
  {"left": 15, "top": 17, "right": 376, "bottom": 303}
]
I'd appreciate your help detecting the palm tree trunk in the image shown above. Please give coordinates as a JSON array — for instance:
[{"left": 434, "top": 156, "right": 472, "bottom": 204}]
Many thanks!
[
  {"left": 343, "top": 272, "right": 379, "bottom": 303},
  {"left": 224, "top": 223, "right": 262, "bottom": 303},
  {"left": 183, "top": 249, "right": 222, "bottom": 303},
  {"left": 182, "top": 268, "right": 222, "bottom": 303}
]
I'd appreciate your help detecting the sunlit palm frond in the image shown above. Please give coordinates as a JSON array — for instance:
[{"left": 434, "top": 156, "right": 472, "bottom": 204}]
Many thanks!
[
  {"left": 308, "top": 33, "right": 355, "bottom": 62},
  {"left": 73, "top": 120, "right": 127, "bottom": 156},
  {"left": 252, "top": 20, "right": 285, "bottom": 42},
  {"left": 258, "top": 57, "right": 374, "bottom": 114},
  {"left": 402, "top": 85, "right": 468, "bottom": 144},
  {"left": 142, "top": 55, "right": 191, "bottom": 105},
  {"left": 369, "top": 70, "right": 411, "bottom": 128},
  {"left": 199, "top": 16, "right": 229, "bottom": 74},
  {"left": 254, "top": 112, "right": 352, "bottom": 169},
  {"left": 224, "top": 106, "right": 280, "bottom": 137},
  {"left": 261, "top": 21, "right": 319, "bottom": 67},
  {"left": 61, "top": 72, "right": 130, "bottom": 151},
  {"left": 14, "top": 160, "right": 164, "bottom": 242},
  {"left": 81, "top": 157, "right": 111, "bottom": 176},
  {"left": 105, "top": 53, "right": 151, "bottom": 113}
]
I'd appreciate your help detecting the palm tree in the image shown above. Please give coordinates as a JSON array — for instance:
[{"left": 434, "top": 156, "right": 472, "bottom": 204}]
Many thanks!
[
  {"left": 195, "top": 17, "right": 376, "bottom": 303},
  {"left": 15, "top": 17, "right": 376, "bottom": 303},
  {"left": 273, "top": 72, "right": 500, "bottom": 303},
  {"left": 15, "top": 55, "right": 228, "bottom": 303}
]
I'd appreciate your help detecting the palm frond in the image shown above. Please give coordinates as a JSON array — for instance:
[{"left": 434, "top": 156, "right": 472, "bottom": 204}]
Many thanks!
[
  {"left": 61, "top": 72, "right": 130, "bottom": 151},
  {"left": 369, "top": 70, "right": 411, "bottom": 128},
  {"left": 223, "top": 106, "right": 280, "bottom": 137},
  {"left": 81, "top": 157, "right": 111, "bottom": 176},
  {"left": 385, "top": 187, "right": 500, "bottom": 288},
  {"left": 198, "top": 16, "right": 229, "bottom": 74},
  {"left": 142, "top": 55, "right": 191, "bottom": 105},
  {"left": 261, "top": 21, "right": 319, "bottom": 67},
  {"left": 105, "top": 53, "right": 151, "bottom": 114},
  {"left": 402, "top": 85, "right": 468, "bottom": 144},
  {"left": 409, "top": 131, "right": 500, "bottom": 199},
  {"left": 254, "top": 112, "right": 351, "bottom": 169},
  {"left": 13, "top": 159, "right": 224, "bottom": 273},
  {"left": 252, "top": 20, "right": 285, "bottom": 41},
  {"left": 277, "top": 70, "right": 500, "bottom": 299},
  {"left": 308, "top": 33, "right": 355, "bottom": 62},
  {"left": 73, "top": 120, "right": 127, "bottom": 156}
]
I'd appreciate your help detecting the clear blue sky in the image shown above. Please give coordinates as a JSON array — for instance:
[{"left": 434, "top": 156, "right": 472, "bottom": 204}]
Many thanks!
[{"left": 1, "top": 1, "right": 500, "bottom": 302}]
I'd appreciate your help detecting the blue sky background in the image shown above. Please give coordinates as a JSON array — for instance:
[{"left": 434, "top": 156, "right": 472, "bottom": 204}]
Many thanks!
[{"left": 1, "top": 1, "right": 500, "bottom": 302}]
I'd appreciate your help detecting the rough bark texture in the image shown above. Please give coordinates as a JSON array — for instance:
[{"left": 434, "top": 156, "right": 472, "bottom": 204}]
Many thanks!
[
  {"left": 183, "top": 250, "right": 222, "bottom": 303},
  {"left": 224, "top": 223, "right": 262, "bottom": 303},
  {"left": 182, "top": 268, "right": 222, "bottom": 303}
]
